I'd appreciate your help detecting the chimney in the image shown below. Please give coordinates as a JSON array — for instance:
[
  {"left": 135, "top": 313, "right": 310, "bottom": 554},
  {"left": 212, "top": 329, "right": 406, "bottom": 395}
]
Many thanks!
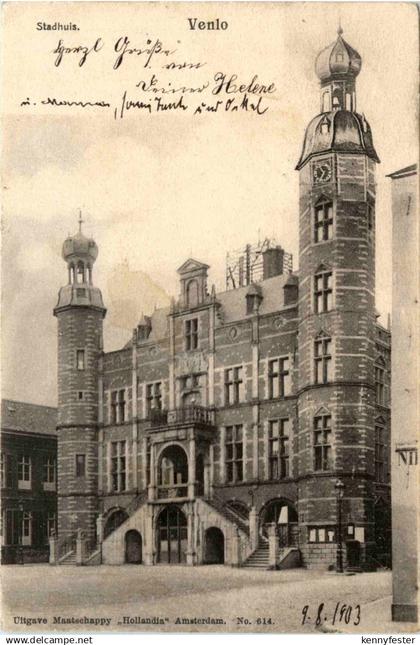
[{"left": 262, "top": 246, "right": 285, "bottom": 279}]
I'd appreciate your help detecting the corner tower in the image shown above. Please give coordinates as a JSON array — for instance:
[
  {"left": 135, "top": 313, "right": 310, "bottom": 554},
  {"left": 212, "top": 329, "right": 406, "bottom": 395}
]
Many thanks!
[
  {"left": 296, "top": 29, "right": 379, "bottom": 568},
  {"left": 54, "top": 216, "right": 106, "bottom": 543}
]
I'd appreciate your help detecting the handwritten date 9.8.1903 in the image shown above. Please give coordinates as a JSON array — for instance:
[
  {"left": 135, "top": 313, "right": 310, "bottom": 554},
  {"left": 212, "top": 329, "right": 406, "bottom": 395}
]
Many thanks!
[{"left": 302, "top": 602, "right": 361, "bottom": 627}]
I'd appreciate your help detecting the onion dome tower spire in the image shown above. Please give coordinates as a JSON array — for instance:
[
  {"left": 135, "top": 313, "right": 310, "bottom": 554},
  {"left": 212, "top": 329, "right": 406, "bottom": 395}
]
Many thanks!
[{"left": 296, "top": 27, "right": 379, "bottom": 170}]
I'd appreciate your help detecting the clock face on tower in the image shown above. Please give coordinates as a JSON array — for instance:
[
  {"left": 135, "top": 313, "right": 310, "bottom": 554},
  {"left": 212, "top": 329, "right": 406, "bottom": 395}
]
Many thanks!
[{"left": 313, "top": 160, "right": 332, "bottom": 184}]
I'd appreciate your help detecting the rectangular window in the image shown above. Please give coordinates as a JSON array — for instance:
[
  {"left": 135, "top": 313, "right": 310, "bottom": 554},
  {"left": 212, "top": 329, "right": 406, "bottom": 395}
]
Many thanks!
[
  {"left": 375, "top": 425, "right": 385, "bottom": 482},
  {"left": 314, "top": 338, "right": 332, "bottom": 384},
  {"left": 226, "top": 425, "right": 243, "bottom": 483},
  {"left": 18, "top": 455, "right": 31, "bottom": 489},
  {"left": 111, "top": 441, "right": 126, "bottom": 492},
  {"left": 75, "top": 454, "right": 86, "bottom": 477},
  {"left": 308, "top": 526, "right": 336, "bottom": 543},
  {"left": 224, "top": 366, "right": 244, "bottom": 405},
  {"left": 314, "top": 415, "right": 332, "bottom": 471},
  {"left": 269, "top": 418, "right": 290, "bottom": 479},
  {"left": 375, "top": 366, "right": 385, "bottom": 405},
  {"left": 185, "top": 318, "right": 199, "bottom": 351},
  {"left": 47, "top": 514, "right": 56, "bottom": 541},
  {"left": 76, "top": 349, "right": 85, "bottom": 370},
  {"left": 22, "top": 512, "right": 32, "bottom": 546},
  {"left": 146, "top": 382, "right": 162, "bottom": 415},
  {"left": 43, "top": 456, "right": 56, "bottom": 490},
  {"left": 110, "top": 389, "right": 126, "bottom": 423},
  {"left": 268, "top": 357, "right": 291, "bottom": 398},
  {"left": 314, "top": 272, "right": 333, "bottom": 313},
  {"left": 314, "top": 202, "right": 333, "bottom": 242},
  {"left": 0, "top": 452, "right": 4, "bottom": 488}
]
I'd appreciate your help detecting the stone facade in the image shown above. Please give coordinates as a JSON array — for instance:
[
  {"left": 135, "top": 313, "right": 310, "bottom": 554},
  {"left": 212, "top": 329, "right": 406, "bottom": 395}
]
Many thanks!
[{"left": 53, "top": 30, "right": 392, "bottom": 570}]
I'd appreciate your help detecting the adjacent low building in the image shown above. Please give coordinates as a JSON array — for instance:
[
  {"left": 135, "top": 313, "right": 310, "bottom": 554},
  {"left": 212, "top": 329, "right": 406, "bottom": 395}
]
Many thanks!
[{"left": 1, "top": 400, "right": 57, "bottom": 564}]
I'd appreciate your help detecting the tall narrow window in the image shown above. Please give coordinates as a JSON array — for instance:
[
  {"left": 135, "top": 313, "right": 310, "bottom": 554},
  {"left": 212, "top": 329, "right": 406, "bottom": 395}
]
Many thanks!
[
  {"left": 185, "top": 318, "right": 199, "bottom": 350},
  {"left": 22, "top": 512, "right": 32, "bottom": 546},
  {"left": 226, "top": 425, "right": 243, "bottom": 483},
  {"left": 314, "top": 271, "right": 333, "bottom": 313},
  {"left": 269, "top": 419, "right": 290, "bottom": 479},
  {"left": 224, "top": 366, "right": 244, "bottom": 405},
  {"left": 314, "top": 202, "right": 333, "bottom": 242},
  {"left": 18, "top": 455, "right": 31, "bottom": 489},
  {"left": 111, "top": 441, "right": 127, "bottom": 492},
  {"left": 314, "top": 337, "right": 332, "bottom": 384},
  {"left": 375, "top": 364, "right": 385, "bottom": 405},
  {"left": 118, "top": 389, "right": 126, "bottom": 422},
  {"left": 0, "top": 452, "right": 4, "bottom": 488},
  {"left": 75, "top": 454, "right": 86, "bottom": 477},
  {"left": 43, "top": 456, "right": 56, "bottom": 490},
  {"left": 375, "top": 425, "right": 385, "bottom": 482},
  {"left": 110, "top": 389, "right": 126, "bottom": 423},
  {"left": 47, "top": 514, "right": 56, "bottom": 541},
  {"left": 314, "top": 415, "right": 332, "bottom": 471},
  {"left": 268, "top": 357, "right": 291, "bottom": 398},
  {"left": 146, "top": 382, "right": 162, "bottom": 415},
  {"left": 76, "top": 349, "right": 85, "bottom": 370}
]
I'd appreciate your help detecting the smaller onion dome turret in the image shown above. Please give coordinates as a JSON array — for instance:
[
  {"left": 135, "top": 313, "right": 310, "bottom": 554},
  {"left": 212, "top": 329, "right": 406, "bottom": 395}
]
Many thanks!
[{"left": 54, "top": 213, "right": 106, "bottom": 314}]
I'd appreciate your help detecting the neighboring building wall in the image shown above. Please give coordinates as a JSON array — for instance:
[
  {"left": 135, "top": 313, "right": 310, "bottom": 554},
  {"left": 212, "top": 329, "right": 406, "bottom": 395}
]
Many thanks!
[
  {"left": 389, "top": 164, "right": 419, "bottom": 622},
  {"left": 0, "top": 400, "right": 57, "bottom": 564}
]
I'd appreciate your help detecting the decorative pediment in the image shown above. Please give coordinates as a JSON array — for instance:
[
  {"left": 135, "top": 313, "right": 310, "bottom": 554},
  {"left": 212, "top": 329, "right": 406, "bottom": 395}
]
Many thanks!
[
  {"left": 314, "top": 405, "right": 330, "bottom": 417},
  {"left": 315, "top": 328, "right": 330, "bottom": 339},
  {"left": 315, "top": 262, "right": 332, "bottom": 274},
  {"left": 375, "top": 355, "right": 386, "bottom": 367},
  {"left": 177, "top": 258, "right": 210, "bottom": 275},
  {"left": 314, "top": 193, "right": 331, "bottom": 206},
  {"left": 375, "top": 415, "right": 386, "bottom": 426}
]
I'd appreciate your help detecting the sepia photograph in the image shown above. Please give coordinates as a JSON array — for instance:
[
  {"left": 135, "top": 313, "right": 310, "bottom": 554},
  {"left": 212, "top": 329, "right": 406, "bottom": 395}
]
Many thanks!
[{"left": 0, "top": 1, "right": 418, "bottom": 638}]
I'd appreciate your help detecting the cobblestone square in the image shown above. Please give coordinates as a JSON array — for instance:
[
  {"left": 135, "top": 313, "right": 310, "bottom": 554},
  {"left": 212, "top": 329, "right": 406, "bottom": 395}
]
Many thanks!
[{"left": 1, "top": 565, "right": 408, "bottom": 634}]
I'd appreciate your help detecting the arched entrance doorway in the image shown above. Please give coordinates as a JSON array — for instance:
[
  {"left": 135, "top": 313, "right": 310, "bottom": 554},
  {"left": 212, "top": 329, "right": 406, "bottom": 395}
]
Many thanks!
[
  {"left": 125, "top": 530, "right": 142, "bottom": 564},
  {"left": 158, "top": 445, "right": 188, "bottom": 498},
  {"left": 157, "top": 506, "right": 188, "bottom": 564},
  {"left": 260, "top": 499, "right": 298, "bottom": 546},
  {"left": 104, "top": 508, "right": 129, "bottom": 539},
  {"left": 204, "top": 527, "right": 224, "bottom": 564}
]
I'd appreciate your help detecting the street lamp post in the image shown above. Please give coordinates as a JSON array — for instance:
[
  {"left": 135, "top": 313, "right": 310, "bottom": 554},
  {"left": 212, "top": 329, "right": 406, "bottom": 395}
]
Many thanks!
[{"left": 335, "top": 479, "right": 345, "bottom": 573}]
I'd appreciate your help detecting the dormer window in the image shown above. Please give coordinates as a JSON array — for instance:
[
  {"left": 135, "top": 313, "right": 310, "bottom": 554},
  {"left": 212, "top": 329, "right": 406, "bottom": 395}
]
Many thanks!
[{"left": 320, "top": 118, "right": 330, "bottom": 135}]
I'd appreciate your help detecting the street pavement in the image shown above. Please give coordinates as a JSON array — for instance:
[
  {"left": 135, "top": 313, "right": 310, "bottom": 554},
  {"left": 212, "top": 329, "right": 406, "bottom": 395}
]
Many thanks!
[{"left": 1, "top": 565, "right": 417, "bottom": 634}]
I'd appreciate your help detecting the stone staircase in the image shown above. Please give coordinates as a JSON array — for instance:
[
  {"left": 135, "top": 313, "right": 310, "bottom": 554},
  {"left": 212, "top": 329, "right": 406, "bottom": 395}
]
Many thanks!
[
  {"left": 242, "top": 541, "right": 270, "bottom": 569},
  {"left": 203, "top": 496, "right": 250, "bottom": 536},
  {"left": 57, "top": 550, "right": 76, "bottom": 565}
]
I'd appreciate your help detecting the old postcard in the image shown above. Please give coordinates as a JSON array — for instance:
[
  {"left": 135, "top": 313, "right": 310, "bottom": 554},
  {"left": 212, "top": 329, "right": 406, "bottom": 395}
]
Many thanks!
[{"left": 1, "top": 0, "right": 419, "bottom": 637}]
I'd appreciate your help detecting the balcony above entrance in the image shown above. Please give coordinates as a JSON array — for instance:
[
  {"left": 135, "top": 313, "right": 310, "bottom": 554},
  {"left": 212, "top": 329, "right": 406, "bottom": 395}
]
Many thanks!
[{"left": 148, "top": 405, "right": 215, "bottom": 431}]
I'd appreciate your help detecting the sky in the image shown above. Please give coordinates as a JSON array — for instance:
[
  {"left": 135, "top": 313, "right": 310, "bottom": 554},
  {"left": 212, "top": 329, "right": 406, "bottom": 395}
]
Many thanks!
[{"left": 1, "top": 2, "right": 418, "bottom": 406}]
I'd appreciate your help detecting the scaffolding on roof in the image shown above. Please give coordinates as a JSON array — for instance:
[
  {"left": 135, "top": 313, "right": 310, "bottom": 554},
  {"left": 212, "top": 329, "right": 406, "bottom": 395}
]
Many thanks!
[{"left": 225, "top": 238, "right": 293, "bottom": 290}]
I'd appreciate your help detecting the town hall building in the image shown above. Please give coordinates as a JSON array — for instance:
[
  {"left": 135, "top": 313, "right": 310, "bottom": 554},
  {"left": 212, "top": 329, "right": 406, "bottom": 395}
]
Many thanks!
[{"left": 51, "top": 29, "right": 391, "bottom": 570}]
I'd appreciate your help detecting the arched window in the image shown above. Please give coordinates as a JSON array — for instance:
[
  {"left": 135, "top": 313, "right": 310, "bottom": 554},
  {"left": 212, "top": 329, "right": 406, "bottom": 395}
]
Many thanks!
[
  {"left": 322, "top": 91, "right": 331, "bottom": 113},
  {"left": 186, "top": 280, "right": 199, "bottom": 307},
  {"left": 76, "top": 262, "right": 85, "bottom": 284}
]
